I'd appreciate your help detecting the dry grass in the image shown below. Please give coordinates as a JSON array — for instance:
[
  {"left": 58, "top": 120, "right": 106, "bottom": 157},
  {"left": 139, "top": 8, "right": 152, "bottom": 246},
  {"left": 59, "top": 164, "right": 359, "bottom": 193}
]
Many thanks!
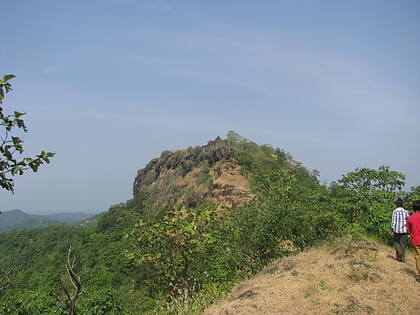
[{"left": 202, "top": 237, "right": 420, "bottom": 315}]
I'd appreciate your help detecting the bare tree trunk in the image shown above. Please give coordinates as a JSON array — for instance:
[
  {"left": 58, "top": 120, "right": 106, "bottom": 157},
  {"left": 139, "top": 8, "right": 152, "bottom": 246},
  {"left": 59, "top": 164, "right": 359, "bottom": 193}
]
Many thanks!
[
  {"left": 0, "top": 264, "right": 16, "bottom": 293},
  {"left": 52, "top": 246, "right": 82, "bottom": 315}
]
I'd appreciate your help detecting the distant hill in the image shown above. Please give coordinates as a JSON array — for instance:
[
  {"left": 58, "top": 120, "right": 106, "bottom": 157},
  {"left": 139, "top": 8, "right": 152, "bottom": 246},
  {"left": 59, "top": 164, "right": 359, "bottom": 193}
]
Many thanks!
[
  {"left": 0, "top": 209, "right": 96, "bottom": 233},
  {"left": 43, "top": 212, "right": 95, "bottom": 223}
]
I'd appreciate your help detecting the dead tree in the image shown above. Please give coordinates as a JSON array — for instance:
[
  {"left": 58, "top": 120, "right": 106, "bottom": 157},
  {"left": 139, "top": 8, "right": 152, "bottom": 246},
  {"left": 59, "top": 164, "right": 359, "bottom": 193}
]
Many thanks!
[
  {"left": 53, "top": 246, "right": 83, "bottom": 315},
  {"left": 0, "top": 264, "right": 16, "bottom": 293}
]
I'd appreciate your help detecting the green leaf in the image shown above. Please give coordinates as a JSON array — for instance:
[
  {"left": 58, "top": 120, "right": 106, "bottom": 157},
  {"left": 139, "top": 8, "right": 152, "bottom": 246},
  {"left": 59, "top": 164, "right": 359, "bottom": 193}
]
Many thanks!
[
  {"left": 2, "top": 74, "right": 16, "bottom": 82},
  {"left": 13, "top": 111, "right": 26, "bottom": 118}
]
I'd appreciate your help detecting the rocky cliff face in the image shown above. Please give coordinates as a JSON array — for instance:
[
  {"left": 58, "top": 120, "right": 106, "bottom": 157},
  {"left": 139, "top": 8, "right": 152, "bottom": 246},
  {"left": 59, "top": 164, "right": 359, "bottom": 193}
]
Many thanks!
[{"left": 133, "top": 139, "right": 254, "bottom": 213}]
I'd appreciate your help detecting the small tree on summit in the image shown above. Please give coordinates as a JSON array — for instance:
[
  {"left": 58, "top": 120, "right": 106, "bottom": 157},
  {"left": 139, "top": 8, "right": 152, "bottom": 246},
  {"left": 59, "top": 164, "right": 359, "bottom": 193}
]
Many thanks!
[{"left": 0, "top": 74, "right": 54, "bottom": 192}]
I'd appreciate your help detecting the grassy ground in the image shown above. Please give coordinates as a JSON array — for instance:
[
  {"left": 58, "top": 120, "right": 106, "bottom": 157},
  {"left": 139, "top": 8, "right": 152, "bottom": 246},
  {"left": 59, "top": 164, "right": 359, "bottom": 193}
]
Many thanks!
[{"left": 203, "top": 237, "right": 420, "bottom": 315}]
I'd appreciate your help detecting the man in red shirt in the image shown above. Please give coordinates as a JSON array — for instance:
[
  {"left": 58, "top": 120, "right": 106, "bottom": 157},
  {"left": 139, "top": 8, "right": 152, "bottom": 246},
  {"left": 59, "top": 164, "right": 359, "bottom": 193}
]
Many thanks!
[{"left": 406, "top": 200, "right": 420, "bottom": 282}]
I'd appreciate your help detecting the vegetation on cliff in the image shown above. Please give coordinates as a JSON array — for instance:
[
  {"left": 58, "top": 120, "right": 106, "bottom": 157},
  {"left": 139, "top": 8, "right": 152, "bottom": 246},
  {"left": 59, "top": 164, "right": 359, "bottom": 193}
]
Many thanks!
[{"left": 1, "top": 132, "right": 419, "bottom": 314}]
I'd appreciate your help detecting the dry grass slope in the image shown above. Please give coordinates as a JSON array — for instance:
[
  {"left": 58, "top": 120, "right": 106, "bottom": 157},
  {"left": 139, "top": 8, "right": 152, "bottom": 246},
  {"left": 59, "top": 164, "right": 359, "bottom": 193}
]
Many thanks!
[{"left": 203, "top": 237, "right": 420, "bottom": 315}]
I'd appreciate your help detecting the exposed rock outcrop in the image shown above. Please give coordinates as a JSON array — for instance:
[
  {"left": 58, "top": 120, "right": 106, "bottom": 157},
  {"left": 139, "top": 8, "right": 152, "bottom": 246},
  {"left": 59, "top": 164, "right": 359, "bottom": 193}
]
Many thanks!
[{"left": 133, "top": 139, "right": 254, "bottom": 213}]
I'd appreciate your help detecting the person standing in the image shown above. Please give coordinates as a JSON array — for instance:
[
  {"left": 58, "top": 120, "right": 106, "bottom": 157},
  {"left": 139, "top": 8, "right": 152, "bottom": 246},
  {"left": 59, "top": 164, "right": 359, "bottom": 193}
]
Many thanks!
[
  {"left": 391, "top": 199, "right": 409, "bottom": 262},
  {"left": 406, "top": 200, "right": 420, "bottom": 282}
]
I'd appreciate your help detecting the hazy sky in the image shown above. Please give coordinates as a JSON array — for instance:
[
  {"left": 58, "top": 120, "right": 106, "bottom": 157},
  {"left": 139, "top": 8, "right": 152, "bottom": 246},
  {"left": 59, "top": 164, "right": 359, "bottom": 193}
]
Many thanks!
[{"left": 1, "top": 0, "right": 419, "bottom": 214}]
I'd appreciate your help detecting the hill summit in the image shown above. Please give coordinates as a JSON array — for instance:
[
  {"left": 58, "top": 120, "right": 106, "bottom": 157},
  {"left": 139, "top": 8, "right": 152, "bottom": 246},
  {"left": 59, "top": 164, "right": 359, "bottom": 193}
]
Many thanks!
[{"left": 133, "top": 138, "right": 255, "bottom": 213}]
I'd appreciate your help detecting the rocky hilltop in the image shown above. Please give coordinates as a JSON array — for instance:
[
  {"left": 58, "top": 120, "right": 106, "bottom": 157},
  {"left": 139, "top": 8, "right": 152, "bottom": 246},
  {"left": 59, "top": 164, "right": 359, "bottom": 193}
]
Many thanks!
[{"left": 133, "top": 139, "right": 254, "bottom": 213}]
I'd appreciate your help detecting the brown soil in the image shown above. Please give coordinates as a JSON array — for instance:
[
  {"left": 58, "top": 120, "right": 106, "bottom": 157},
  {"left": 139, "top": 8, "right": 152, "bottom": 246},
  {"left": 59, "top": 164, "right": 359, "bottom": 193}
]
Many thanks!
[{"left": 203, "top": 237, "right": 420, "bottom": 315}]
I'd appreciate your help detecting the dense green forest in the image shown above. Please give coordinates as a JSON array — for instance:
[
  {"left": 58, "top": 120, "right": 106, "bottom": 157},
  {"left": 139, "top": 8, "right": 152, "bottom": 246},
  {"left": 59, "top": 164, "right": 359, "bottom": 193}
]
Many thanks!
[{"left": 1, "top": 133, "right": 419, "bottom": 314}]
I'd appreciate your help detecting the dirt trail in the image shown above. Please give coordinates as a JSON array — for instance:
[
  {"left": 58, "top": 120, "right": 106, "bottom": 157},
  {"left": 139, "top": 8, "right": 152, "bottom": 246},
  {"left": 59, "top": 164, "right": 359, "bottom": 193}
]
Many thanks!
[{"left": 203, "top": 238, "right": 420, "bottom": 315}]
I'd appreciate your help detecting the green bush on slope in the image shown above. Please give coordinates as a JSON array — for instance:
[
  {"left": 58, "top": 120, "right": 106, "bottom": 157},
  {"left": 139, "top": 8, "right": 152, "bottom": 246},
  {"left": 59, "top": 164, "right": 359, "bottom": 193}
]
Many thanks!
[{"left": 1, "top": 134, "right": 419, "bottom": 314}]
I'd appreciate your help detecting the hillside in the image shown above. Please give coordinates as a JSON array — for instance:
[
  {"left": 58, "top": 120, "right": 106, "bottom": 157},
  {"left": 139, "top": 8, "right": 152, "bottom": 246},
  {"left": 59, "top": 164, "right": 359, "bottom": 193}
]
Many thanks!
[
  {"left": 0, "top": 209, "right": 95, "bottom": 232},
  {"left": 133, "top": 138, "right": 255, "bottom": 213},
  {"left": 1, "top": 134, "right": 419, "bottom": 314},
  {"left": 203, "top": 237, "right": 420, "bottom": 315}
]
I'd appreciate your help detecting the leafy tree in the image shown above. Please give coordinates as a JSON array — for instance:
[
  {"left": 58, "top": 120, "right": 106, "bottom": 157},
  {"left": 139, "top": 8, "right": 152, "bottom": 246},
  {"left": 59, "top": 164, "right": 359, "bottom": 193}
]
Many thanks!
[
  {"left": 337, "top": 165, "right": 405, "bottom": 193},
  {"left": 0, "top": 74, "right": 54, "bottom": 192},
  {"left": 125, "top": 201, "right": 229, "bottom": 307},
  {"left": 230, "top": 142, "right": 340, "bottom": 271},
  {"left": 77, "top": 287, "right": 124, "bottom": 315},
  {"left": 331, "top": 165, "right": 406, "bottom": 240},
  {"left": 0, "top": 290, "right": 64, "bottom": 315},
  {"left": 401, "top": 185, "right": 420, "bottom": 211}
]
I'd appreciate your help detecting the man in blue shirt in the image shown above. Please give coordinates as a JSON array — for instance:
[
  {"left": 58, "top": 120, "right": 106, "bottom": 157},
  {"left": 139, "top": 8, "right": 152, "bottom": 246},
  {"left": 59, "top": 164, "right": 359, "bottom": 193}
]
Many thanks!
[{"left": 391, "top": 199, "right": 409, "bottom": 262}]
